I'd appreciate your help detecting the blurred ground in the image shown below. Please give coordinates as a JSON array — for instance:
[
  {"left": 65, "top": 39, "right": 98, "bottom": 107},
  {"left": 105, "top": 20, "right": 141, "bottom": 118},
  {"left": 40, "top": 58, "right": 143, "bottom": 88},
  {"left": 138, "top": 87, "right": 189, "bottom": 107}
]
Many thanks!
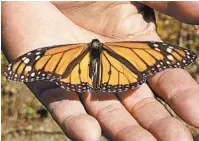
[{"left": 1, "top": 11, "right": 199, "bottom": 141}]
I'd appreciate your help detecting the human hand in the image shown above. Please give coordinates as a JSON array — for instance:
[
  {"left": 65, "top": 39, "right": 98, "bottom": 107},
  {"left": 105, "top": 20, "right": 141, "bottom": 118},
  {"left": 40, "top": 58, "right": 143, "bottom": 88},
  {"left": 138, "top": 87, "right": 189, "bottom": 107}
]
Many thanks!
[{"left": 2, "top": 2, "right": 199, "bottom": 141}]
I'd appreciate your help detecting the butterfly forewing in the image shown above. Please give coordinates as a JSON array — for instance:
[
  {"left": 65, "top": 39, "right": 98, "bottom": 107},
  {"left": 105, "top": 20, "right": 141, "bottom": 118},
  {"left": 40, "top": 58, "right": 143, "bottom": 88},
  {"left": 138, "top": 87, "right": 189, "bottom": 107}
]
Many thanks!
[{"left": 4, "top": 43, "right": 88, "bottom": 83}]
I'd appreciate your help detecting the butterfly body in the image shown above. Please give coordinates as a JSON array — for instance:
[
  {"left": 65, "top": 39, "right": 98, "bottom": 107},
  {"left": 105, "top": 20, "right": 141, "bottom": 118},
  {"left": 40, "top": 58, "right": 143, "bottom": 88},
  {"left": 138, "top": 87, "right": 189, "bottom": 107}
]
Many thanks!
[
  {"left": 88, "top": 39, "right": 102, "bottom": 90},
  {"left": 4, "top": 39, "right": 197, "bottom": 93}
]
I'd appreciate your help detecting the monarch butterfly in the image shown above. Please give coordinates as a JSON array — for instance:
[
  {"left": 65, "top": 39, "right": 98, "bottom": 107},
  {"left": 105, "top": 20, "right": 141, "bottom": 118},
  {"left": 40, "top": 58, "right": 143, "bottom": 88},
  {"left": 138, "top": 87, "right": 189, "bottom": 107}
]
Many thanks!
[{"left": 4, "top": 39, "right": 197, "bottom": 93}]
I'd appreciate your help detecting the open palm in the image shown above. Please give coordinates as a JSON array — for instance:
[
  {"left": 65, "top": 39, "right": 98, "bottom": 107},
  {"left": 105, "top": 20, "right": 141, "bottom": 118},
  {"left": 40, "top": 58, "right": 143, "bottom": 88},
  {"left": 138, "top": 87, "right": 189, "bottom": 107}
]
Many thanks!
[{"left": 2, "top": 2, "right": 199, "bottom": 141}]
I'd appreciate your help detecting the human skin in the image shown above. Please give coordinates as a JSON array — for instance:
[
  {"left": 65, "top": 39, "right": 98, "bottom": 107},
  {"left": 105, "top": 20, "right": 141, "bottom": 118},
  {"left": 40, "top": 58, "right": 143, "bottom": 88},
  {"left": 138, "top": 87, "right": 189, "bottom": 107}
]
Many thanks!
[{"left": 2, "top": 2, "right": 199, "bottom": 141}]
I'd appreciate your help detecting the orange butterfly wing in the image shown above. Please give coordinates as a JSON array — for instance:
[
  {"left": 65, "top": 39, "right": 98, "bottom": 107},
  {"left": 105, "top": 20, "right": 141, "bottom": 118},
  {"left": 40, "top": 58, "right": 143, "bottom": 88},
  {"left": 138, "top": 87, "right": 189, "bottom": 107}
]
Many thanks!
[
  {"left": 96, "top": 41, "right": 197, "bottom": 92},
  {"left": 4, "top": 43, "right": 89, "bottom": 81}
]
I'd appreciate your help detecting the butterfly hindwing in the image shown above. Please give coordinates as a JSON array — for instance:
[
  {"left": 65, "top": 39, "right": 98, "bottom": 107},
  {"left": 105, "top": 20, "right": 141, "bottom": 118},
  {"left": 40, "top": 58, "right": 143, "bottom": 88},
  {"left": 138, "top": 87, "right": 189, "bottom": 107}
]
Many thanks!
[
  {"left": 56, "top": 50, "right": 93, "bottom": 92},
  {"left": 97, "top": 50, "right": 146, "bottom": 92}
]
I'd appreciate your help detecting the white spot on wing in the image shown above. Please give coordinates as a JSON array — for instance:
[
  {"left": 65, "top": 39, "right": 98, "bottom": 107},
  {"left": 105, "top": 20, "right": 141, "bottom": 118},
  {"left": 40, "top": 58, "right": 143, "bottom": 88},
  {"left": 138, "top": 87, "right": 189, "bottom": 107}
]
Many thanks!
[
  {"left": 24, "top": 58, "right": 30, "bottom": 64},
  {"left": 27, "top": 52, "right": 32, "bottom": 55},
  {"left": 153, "top": 44, "right": 159, "bottom": 47},
  {"left": 166, "top": 48, "right": 172, "bottom": 53},
  {"left": 8, "top": 66, "right": 11, "bottom": 71},
  {"left": 35, "top": 56, "right": 40, "bottom": 60},
  {"left": 166, "top": 61, "right": 171, "bottom": 64},
  {"left": 36, "top": 52, "right": 41, "bottom": 55},
  {"left": 25, "top": 66, "right": 32, "bottom": 72},
  {"left": 31, "top": 73, "right": 35, "bottom": 77},
  {"left": 22, "top": 57, "right": 26, "bottom": 60},
  {"left": 167, "top": 55, "right": 174, "bottom": 61},
  {"left": 155, "top": 48, "right": 161, "bottom": 52}
]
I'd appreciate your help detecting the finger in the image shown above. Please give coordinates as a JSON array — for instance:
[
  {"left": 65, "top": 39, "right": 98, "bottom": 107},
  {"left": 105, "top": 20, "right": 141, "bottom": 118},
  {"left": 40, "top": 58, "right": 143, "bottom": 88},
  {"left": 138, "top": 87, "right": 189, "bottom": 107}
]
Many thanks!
[
  {"left": 148, "top": 68, "right": 199, "bottom": 127},
  {"left": 117, "top": 84, "right": 193, "bottom": 141},
  {"left": 80, "top": 92, "right": 157, "bottom": 141},
  {"left": 140, "top": 1, "right": 199, "bottom": 24},
  {"left": 28, "top": 83, "right": 101, "bottom": 141}
]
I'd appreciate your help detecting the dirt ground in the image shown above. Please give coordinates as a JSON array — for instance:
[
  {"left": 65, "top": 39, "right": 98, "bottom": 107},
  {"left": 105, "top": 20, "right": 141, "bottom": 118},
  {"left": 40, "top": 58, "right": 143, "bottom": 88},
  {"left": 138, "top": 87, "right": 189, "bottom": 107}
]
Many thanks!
[{"left": 2, "top": 11, "right": 199, "bottom": 141}]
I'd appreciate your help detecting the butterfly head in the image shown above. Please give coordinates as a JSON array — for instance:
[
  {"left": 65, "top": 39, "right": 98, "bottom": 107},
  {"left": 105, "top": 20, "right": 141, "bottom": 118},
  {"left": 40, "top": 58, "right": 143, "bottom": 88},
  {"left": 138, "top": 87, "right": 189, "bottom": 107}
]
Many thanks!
[{"left": 89, "top": 39, "right": 103, "bottom": 50}]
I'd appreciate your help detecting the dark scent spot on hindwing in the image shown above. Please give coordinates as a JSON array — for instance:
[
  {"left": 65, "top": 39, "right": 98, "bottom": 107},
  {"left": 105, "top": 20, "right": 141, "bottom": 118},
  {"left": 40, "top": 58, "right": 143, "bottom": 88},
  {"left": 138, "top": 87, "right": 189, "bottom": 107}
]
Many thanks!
[
  {"left": 108, "top": 71, "right": 111, "bottom": 75},
  {"left": 78, "top": 68, "right": 81, "bottom": 74}
]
